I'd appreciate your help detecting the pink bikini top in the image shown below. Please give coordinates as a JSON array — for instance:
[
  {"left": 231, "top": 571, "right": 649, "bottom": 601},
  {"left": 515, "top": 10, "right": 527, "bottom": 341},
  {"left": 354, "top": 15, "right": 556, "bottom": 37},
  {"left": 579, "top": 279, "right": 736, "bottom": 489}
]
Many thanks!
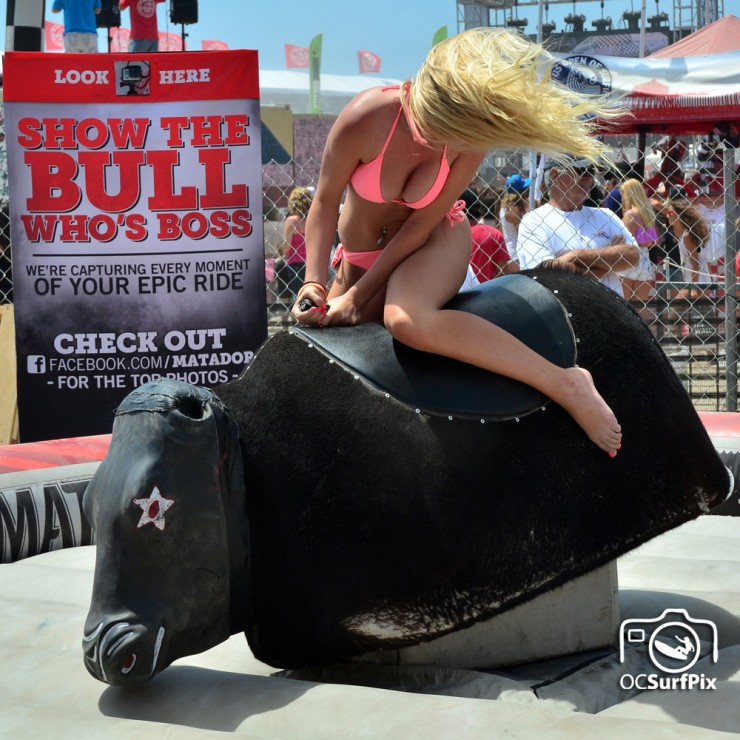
[{"left": 350, "top": 86, "right": 450, "bottom": 210}]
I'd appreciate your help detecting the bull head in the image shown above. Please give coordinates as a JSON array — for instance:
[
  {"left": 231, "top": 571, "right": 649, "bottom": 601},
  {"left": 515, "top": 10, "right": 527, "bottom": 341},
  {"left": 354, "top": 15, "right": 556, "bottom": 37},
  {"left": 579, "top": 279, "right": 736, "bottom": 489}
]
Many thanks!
[{"left": 82, "top": 380, "right": 249, "bottom": 685}]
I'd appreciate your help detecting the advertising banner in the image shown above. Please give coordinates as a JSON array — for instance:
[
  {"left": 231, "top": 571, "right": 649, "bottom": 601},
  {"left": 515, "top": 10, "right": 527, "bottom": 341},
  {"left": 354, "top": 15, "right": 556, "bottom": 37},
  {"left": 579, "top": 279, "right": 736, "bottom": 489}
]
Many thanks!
[
  {"left": 550, "top": 49, "right": 740, "bottom": 133},
  {"left": 4, "top": 50, "right": 266, "bottom": 442}
]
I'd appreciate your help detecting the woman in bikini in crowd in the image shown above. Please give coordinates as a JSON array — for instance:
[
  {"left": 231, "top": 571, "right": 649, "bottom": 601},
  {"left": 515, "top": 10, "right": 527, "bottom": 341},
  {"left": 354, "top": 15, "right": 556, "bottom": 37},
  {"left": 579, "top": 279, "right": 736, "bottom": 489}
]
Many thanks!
[{"left": 292, "top": 28, "right": 623, "bottom": 456}]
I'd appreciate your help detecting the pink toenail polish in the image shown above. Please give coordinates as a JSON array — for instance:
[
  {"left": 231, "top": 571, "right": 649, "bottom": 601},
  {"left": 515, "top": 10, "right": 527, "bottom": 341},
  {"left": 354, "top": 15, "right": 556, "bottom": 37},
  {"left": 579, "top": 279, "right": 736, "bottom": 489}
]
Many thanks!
[{"left": 608, "top": 450, "right": 617, "bottom": 458}]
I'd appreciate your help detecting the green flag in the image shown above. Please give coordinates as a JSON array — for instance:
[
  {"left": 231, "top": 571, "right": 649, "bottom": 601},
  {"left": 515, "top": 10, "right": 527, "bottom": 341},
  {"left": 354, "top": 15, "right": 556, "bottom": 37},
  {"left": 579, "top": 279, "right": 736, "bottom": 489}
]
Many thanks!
[
  {"left": 432, "top": 25, "right": 448, "bottom": 47},
  {"left": 309, "top": 34, "right": 323, "bottom": 114}
]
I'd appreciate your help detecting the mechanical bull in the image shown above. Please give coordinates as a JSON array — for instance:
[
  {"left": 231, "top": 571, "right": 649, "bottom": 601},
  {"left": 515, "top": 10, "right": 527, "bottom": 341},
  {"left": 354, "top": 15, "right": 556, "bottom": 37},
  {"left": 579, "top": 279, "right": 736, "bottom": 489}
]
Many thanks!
[{"left": 82, "top": 270, "right": 732, "bottom": 686}]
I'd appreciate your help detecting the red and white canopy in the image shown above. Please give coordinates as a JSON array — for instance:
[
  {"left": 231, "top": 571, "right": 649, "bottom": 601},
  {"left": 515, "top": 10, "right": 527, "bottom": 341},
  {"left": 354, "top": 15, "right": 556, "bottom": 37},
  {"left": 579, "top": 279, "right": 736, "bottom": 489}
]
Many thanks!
[{"left": 553, "top": 15, "right": 740, "bottom": 134}]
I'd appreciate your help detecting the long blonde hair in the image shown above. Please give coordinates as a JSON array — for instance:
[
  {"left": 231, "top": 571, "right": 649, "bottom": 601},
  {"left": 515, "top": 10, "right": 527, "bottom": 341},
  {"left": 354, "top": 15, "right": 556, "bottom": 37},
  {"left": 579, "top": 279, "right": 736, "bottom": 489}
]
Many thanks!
[
  {"left": 404, "top": 27, "right": 621, "bottom": 162},
  {"left": 621, "top": 178, "right": 656, "bottom": 230}
]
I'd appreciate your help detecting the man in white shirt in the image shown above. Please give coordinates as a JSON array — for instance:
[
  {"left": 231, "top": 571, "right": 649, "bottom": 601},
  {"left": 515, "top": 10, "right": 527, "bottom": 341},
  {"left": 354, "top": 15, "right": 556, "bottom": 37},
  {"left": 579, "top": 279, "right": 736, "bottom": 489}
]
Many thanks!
[{"left": 517, "top": 156, "right": 650, "bottom": 298}]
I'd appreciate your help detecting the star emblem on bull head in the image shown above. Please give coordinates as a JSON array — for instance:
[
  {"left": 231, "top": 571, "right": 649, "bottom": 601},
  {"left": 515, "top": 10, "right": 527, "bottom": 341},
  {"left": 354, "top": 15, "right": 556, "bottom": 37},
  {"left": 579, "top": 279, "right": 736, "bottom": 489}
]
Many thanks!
[{"left": 133, "top": 486, "right": 174, "bottom": 531}]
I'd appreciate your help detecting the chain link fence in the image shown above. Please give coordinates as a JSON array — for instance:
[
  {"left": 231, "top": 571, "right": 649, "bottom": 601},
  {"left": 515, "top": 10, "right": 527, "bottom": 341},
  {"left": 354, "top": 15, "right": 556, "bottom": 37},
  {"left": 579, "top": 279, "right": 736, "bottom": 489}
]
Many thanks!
[
  {"left": 2, "top": 136, "right": 740, "bottom": 411},
  {"left": 261, "top": 137, "right": 740, "bottom": 412}
]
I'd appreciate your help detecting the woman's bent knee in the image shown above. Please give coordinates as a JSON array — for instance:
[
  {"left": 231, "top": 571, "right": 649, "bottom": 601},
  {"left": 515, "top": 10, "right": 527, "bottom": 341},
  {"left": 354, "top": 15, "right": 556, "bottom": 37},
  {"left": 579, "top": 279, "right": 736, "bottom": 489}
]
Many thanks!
[{"left": 384, "top": 305, "right": 432, "bottom": 351}]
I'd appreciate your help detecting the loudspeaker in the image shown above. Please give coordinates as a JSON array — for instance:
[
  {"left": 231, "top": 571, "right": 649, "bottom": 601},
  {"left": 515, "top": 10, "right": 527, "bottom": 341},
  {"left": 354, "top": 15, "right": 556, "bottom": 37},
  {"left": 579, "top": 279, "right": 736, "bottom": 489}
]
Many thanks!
[
  {"left": 96, "top": 0, "right": 121, "bottom": 29},
  {"left": 170, "top": 0, "right": 198, "bottom": 25}
]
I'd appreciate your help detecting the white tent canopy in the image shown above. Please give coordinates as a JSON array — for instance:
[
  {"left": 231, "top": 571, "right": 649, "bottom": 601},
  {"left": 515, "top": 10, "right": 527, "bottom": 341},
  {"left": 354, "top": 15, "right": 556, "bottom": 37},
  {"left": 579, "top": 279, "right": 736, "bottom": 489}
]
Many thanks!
[{"left": 259, "top": 70, "right": 403, "bottom": 115}]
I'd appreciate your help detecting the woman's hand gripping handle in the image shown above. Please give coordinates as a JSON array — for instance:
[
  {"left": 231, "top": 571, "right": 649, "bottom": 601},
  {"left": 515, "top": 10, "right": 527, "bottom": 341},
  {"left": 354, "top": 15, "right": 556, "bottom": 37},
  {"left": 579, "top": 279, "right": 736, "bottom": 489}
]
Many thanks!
[{"left": 292, "top": 281, "right": 330, "bottom": 327}]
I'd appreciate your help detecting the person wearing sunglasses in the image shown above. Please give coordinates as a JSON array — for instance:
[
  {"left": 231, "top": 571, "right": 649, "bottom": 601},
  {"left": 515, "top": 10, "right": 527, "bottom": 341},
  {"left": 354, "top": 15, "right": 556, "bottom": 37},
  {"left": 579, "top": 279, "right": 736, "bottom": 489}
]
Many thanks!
[{"left": 516, "top": 156, "right": 650, "bottom": 299}]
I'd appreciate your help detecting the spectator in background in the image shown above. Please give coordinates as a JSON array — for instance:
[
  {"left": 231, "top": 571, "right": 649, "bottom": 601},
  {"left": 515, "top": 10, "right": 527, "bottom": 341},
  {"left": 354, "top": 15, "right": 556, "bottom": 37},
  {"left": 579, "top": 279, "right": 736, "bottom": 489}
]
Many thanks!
[
  {"left": 652, "top": 134, "right": 687, "bottom": 188},
  {"left": 619, "top": 178, "right": 659, "bottom": 309},
  {"left": 51, "top": 0, "right": 101, "bottom": 53},
  {"left": 277, "top": 186, "right": 313, "bottom": 301},
  {"left": 712, "top": 122, "right": 740, "bottom": 149},
  {"left": 461, "top": 189, "right": 518, "bottom": 282},
  {"left": 499, "top": 174, "right": 530, "bottom": 262},
  {"left": 119, "top": 0, "right": 165, "bottom": 53},
  {"left": 696, "top": 138, "right": 721, "bottom": 184},
  {"left": 667, "top": 196, "right": 711, "bottom": 297},
  {"left": 602, "top": 163, "right": 630, "bottom": 218},
  {"left": 517, "top": 156, "right": 646, "bottom": 299},
  {"left": 648, "top": 183, "right": 682, "bottom": 286},
  {"left": 694, "top": 180, "right": 726, "bottom": 277}
]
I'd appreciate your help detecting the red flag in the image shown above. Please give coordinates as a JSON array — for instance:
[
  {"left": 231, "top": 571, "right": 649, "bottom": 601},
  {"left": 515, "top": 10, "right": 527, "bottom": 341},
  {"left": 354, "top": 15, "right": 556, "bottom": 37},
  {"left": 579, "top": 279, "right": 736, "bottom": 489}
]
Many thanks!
[
  {"left": 45, "top": 21, "right": 65, "bottom": 52},
  {"left": 202, "top": 39, "right": 229, "bottom": 51},
  {"left": 159, "top": 31, "right": 183, "bottom": 51},
  {"left": 110, "top": 27, "right": 131, "bottom": 53},
  {"left": 358, "top": 50, "right": 381, "bottom": 74},
  {"left": 285, "top": 43, "right": 309, "bottom": 69}
]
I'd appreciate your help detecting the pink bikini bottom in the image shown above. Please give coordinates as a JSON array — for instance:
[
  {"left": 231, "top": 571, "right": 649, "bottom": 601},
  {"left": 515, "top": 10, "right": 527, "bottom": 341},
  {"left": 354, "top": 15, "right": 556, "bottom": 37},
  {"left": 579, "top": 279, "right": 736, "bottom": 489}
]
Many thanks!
[
  {"left": 331, "top": 201, "right": 466, "bottom": 272},
  {"left": 331, "top": 245, "right": 383, "bottom": 270}
]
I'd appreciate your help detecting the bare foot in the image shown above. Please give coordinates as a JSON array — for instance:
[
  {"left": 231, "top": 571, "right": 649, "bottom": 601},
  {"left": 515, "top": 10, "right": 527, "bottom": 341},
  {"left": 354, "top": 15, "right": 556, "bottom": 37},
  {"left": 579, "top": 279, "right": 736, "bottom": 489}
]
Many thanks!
[{"left": 555, "top": 367, "right": 622, "bottom": 454}]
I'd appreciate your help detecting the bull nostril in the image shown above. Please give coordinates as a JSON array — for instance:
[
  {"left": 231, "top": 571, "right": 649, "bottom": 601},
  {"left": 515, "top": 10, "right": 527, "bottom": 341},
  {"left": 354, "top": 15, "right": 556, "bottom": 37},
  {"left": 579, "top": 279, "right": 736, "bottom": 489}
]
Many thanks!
[
  {"left": 121, "top": 653, "right": 137, "bottom": 674},
  {"left": 177, "top": 395, "right": 205, "bottom": 419}
]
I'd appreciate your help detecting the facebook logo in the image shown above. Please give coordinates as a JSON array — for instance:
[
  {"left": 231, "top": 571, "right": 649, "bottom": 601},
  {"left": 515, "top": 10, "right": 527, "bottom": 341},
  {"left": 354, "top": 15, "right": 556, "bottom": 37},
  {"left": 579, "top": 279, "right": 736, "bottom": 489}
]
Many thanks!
[{"left": 27, "top": 355, "right": 46, "bottom": 374}]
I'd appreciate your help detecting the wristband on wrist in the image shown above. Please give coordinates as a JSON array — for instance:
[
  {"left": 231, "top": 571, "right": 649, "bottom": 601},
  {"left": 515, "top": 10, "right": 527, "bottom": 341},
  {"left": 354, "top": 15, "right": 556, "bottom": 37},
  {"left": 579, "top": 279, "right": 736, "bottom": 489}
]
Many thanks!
[{"left": 299, "top": 281, "right": 328, "bottom": 298}]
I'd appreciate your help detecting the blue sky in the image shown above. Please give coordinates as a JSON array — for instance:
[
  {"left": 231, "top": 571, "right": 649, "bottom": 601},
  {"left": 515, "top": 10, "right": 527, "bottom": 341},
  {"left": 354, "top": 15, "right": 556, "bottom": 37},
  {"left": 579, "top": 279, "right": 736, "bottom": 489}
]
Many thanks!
[{"left": 0, "top": 0, "right": 671, "bottom": 78}]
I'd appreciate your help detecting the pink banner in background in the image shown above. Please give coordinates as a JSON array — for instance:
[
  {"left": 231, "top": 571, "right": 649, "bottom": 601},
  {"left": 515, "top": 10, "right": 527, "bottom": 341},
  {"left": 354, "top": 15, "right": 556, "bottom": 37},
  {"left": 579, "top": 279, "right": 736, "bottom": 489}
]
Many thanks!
[
  {"left": 158, "top": 31, "right": 183, "bottom": 51},
  {"left": 202, "top": 39, "right": 229, "bottom": 51},
  {"left": 357, "top": 50, "right": 381, "bottom": 74},
  {"left": 285, "top": 43, "right": 309, "bottom": 68},
  {"left": 44, "top": 21, "right": 64, "bottom": 52},
  {"left": 110, "top": 27, "right": 131, "bottom": 53}
]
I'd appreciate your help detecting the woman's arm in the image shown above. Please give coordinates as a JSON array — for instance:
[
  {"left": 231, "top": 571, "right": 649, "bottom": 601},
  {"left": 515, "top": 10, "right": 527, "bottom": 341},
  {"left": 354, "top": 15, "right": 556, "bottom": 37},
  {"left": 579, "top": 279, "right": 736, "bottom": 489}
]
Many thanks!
[
  {"left": 683, "top": 231, "right": 702, "bottom": 278},
  {"left": 301, "top": 98, "right": 376, "bottom": 289},
  {"left": 280, "top": 214, "right": 299, "bottom": 258},
  {"left": 621, "top": 208, "right": 638, "bottom": 237}
]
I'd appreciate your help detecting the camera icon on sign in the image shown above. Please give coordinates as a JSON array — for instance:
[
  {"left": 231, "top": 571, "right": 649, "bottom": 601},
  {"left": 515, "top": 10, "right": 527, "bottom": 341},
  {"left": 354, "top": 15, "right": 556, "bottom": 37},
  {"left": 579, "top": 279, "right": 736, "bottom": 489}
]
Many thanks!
[
  {"left": 620, "top": 608, "right": 718, "bottom": 673},
  {"left": 27, "top": 355, "right": 46, "bottom": 374},
  {"left": 115, "top": 60, "right": 150, "bottom": 96}
]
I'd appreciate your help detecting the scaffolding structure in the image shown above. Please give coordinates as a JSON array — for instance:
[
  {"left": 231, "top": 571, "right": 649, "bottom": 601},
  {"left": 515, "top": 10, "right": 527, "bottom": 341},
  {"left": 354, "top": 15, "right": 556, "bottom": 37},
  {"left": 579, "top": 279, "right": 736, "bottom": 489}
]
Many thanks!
[{"left": 456, "top": 0, "right": 724, "bottom": 40}]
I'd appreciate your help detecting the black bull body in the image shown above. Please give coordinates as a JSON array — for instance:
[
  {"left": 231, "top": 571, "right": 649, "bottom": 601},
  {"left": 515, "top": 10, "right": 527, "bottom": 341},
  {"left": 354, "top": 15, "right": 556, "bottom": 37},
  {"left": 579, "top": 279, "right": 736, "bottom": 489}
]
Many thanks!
[{"left": 82, "top": 270, "right": 731, "bottom": 686}]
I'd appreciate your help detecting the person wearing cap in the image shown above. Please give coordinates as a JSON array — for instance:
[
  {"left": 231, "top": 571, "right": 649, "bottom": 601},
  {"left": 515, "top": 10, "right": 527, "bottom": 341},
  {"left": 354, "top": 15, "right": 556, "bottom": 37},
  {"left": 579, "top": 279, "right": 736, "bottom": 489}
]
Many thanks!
[
  {"left": 460, "top": 188, "right": 519, "bottom": 281},
  {"left": 499, "top": 174, "right": 530, "bottom": 263},
  {"left": 517, "top": 156, "right": 649, "bottom": 299}
]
